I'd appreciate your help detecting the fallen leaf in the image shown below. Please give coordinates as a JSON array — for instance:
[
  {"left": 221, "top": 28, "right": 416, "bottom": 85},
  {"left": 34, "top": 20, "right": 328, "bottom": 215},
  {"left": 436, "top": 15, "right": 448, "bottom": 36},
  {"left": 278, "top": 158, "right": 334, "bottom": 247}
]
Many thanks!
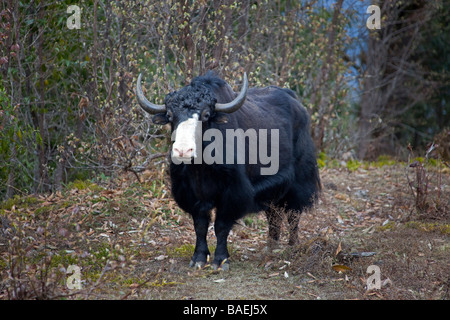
[
  {"left": 332, "top": 264, "right": 352, "bottom": 273},
  {"left": 129, "top": 283, "right": 139, "bottom": 289},
  {"left": 47, "top": 193, "right": 55, "bottom": 202},
  {"left": 213, "top": 279, "right": 226, "bottom": 283},
  {"left": 335, "top": 241, "right": 342, "bottom": 256},
  {"left": 306, "top": 272, "right": 318, "bottom": 280},
  {"left": 268, "top": 272, "right": 279, "bottom": 277},
  {"left": 306, "top": 292, "right": 320, "bottom": 299},
  {"left": 264, "top": 261, "right": 274, "bottom": 269},
  {"left": 335, "top": 193, "right": 349, "bottom": 201}
]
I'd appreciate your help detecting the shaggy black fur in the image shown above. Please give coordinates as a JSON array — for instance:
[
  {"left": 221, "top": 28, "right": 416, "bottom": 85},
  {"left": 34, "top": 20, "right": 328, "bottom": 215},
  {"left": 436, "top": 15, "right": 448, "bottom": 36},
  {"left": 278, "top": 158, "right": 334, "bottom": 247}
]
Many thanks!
[{"left": 151, "top": 72, "right": 321, "bottom": 269}]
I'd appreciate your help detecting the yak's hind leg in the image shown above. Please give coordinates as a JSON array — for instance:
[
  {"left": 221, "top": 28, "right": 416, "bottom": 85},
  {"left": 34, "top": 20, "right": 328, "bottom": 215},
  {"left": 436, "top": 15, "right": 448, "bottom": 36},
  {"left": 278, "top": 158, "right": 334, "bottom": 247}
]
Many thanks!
[
  {"left": 282, "top": 182, "right": 317, "bottom": 246},
  {"left": 287, "top": 210, "right": 301, "bottom": 245},
  {"left": 265, "top": 203, "right": 300, "bottom": 246},
  {"left": 265, "top": 206, "right": 283, "bottom": 248}
]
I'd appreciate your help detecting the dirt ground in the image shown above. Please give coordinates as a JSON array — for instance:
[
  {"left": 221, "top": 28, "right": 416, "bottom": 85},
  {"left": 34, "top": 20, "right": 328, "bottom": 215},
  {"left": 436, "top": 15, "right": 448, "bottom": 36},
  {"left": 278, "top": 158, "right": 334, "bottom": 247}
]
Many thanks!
[{"left": 0, "top": 162, "right": 449, "bottom": 300}]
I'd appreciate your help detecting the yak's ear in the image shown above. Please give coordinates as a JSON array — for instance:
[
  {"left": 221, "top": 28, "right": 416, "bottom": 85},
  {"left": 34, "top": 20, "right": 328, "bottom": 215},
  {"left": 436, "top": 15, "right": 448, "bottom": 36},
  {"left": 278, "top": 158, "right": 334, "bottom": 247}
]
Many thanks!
[
  {"left": 152, "top": 113, "right": 169, "bottom": 125},
  {"left": 212, "top": 112, "right": 228, "bottom": 124}
]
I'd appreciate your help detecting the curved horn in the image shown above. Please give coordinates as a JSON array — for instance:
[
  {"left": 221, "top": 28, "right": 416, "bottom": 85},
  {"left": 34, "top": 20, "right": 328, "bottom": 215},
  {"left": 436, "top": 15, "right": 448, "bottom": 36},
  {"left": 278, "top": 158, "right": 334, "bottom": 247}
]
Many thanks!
[
  {"left": 215, "top": 72, "right": 248, "bottom": 113},
  {"left": 136, "top": 73, "right": 166, "bottom": 114}
]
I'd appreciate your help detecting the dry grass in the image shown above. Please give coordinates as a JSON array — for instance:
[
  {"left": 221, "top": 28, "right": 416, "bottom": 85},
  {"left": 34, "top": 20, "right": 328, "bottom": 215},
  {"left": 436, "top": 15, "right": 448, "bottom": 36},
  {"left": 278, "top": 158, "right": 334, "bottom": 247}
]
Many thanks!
[{"left": 0, "top": 161, "right": 448, "bottom": 300}]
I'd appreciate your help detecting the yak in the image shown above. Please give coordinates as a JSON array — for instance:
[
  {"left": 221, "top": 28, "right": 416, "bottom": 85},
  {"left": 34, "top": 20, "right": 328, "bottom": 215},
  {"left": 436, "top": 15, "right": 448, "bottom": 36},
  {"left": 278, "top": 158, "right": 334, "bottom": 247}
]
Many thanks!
[{"left": 136, "top": 71, "right": 320, "bottom": 270}]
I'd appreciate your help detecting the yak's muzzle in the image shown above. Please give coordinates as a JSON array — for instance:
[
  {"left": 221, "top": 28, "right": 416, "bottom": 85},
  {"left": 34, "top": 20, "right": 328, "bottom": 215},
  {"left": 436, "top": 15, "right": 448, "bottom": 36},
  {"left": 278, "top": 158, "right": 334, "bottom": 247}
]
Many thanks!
[{"left": 171, "top": 114, "right": 200, "bottom": 161}]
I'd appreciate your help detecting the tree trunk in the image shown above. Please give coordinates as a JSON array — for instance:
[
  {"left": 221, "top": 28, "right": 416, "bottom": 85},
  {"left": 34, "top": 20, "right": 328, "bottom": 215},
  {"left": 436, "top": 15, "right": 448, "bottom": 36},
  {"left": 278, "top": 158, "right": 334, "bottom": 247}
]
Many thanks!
[
  {"left": 356, "top": 0, "right": 431, "bottom": 159},
  {"left": 36, "top": 0, "right": 49, "bottom": 192},
  {"left": 6, "top": 135, "right": 17, "bottom": 199},
  {"left": 311, "top": 0, "right": 344, "bottom": 151}
]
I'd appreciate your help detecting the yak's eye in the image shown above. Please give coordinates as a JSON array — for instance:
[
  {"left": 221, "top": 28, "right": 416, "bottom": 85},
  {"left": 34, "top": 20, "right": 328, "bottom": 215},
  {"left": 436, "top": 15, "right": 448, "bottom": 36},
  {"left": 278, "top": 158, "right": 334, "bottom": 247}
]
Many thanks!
[
  {"left": 167, "top": 110, "right": 173, "bottom": 122},
  {"left": 201, "top": 110, "right": 210, "bottom": 122}
]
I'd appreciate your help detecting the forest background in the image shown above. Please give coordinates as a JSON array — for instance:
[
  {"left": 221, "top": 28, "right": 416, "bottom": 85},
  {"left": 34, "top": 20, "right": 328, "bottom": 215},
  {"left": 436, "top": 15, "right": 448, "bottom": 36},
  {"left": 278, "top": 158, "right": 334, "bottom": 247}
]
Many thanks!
[{"left": 1, "top": 0, "right": 449, "bottom": 199}]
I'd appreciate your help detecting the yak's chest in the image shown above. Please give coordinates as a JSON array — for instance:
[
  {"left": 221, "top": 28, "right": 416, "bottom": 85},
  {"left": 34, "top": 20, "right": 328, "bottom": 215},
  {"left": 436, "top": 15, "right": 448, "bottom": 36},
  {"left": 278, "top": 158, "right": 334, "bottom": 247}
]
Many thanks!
[
  {"left": 170, "top": 164, "right": 226, "bottom": 202},
  {"left": 188, "top": 169, "right": 222, "bottom": 201}
]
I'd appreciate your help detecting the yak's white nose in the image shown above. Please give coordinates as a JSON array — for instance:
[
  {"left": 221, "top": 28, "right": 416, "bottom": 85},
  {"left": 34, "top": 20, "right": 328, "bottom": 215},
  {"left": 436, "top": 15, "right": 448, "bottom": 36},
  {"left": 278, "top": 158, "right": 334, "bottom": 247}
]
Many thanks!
[
  {"left": 171, "top": 114, "right": 200, "bottom": 161},
  {"left": 173, "top": 147, "right": 194, "bottom": 158}
]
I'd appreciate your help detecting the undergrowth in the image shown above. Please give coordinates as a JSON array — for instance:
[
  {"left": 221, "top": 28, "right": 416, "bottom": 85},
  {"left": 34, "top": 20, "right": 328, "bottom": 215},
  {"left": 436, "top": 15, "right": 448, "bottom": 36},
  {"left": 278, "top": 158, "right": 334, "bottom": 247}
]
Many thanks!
[{"left": 0, "top": 155, "right": 448, "bottom": 300}]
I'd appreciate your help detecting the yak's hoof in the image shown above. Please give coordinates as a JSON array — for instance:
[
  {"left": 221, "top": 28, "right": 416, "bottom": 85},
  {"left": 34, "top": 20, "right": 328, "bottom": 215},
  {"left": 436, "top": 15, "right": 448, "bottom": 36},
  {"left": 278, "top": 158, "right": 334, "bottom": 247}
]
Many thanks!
[
  {"left": 265, "top": 239, "right": 281, "bottom": 251},
  {"left": 212, "top": 260, "right": 230, "bottom": 271},
  {"left": 189, "top": 260, "right": 206, "bottom": 269}
]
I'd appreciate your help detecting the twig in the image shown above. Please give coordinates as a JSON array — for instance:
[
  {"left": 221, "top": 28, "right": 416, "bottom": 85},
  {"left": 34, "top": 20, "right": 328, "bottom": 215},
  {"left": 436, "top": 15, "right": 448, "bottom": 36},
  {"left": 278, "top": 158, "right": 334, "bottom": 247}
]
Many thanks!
[
  {"left": 120, "top": 277, "right": 154, "bottom": 300},
  {"left": 84, "top": 259, "right": 111, "bottom": 300}
]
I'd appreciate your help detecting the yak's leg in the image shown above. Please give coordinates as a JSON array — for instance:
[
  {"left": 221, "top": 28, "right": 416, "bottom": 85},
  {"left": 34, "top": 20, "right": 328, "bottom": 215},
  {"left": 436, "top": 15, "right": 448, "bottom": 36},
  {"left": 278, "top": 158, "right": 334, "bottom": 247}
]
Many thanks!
[
  {"left": 265, "top": 207, "right": 282, "bottom": 248},
  {"left": 287, "top": 210, "right": 301, "bottom": 245},
  {"left": 189, "top": 210, "right": 211, "bottom": 268},
  {"left": 283, "top": 184, "right": 309, "bottom": 246},
  {"left": 212, "top": 216, "right": 234, "bottom": 270}
]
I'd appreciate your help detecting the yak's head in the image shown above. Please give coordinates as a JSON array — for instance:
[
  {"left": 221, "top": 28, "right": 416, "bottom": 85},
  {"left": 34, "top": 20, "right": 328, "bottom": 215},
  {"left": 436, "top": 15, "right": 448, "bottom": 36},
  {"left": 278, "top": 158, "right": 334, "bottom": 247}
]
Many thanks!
[{"left": 136, "top": 72, "right": 248, "bottom": 161}]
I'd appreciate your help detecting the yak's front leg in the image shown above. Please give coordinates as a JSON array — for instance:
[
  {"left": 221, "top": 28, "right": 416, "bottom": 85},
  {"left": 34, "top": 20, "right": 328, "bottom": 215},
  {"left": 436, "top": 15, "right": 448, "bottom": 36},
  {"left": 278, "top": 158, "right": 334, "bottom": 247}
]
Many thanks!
[
  {"left": 212, "top": 216, "right": 234, "bottom": 271},
  {"left": 189, "top": 209, "right": 211, "bottom": 268}
]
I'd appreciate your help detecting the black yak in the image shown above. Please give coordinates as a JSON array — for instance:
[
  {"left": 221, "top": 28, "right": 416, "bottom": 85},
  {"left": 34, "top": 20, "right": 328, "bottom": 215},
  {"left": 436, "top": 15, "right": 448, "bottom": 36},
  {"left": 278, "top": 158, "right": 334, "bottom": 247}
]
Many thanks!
[{"left": 136, "top": 71, "right": 320, "bottom": 270}]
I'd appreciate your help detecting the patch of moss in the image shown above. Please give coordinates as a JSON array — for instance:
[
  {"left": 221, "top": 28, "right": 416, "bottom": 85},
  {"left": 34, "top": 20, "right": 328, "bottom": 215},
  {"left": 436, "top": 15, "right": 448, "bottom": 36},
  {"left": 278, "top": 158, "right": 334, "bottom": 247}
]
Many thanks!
[
  {"left": 117, "top": 276, "right": 183, "bottom": 288},
  {"left": 317, "top": 158, "right": 326, "bottom": 169},
  {"left": 166, "top": 243, "right": 216, "bottom": 259},
  {"left": 315, "top": 153, "right": 403, "bottom": 171},
  {"left": 148, "top": 278, "right": 181, "bottom": 287},
  {"left": 347, "top": 159, "right": 362, "bottom": 172},
  {"left": 66, "top": 179, "right": 104, "bottom": 192},
  {"left": 91, "top": 243, "right": 120, "bottom": 261},
  {"left": 371, "top": 155, "right": 397, "bottom": 168},
  {"left": 166, "top": 244, "right": 195, "bottom": 258},
  {"left": 317, "top": 152, "right": 326, "bottom": 169},
  {"left": 34, "top": 205, "right": 56, "bottom": 216},
  {"left": 0, "top": 195, "right": 39, "bottom": 211},
  {"left": 376, "top": 221, "right": 396, "bottom": 232},
  {"left": 406, "top": 221, "right": 450, "bottom": 235},
  {"left": 328, "top": 159, "right": 341, "bottom": 169},
  {"left": 243, "top": 216, "right": 256, "bottom": 227},
  {"left": 49, "top": 251, "right": 80, "bottom": 268}
]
